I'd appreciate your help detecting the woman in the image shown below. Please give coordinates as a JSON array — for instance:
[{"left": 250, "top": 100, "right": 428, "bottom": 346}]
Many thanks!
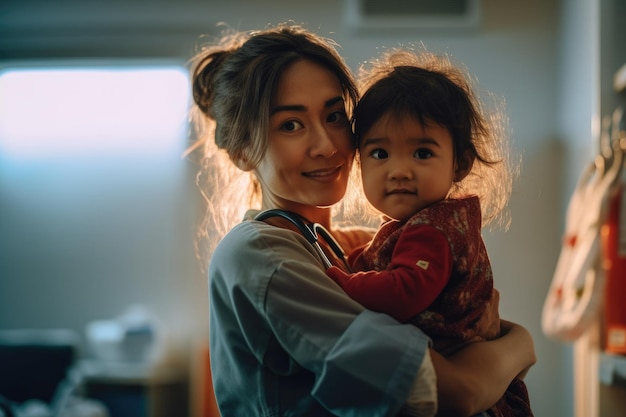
[{"left": 190, "top": 23, "right": 535, "bottom": 417}]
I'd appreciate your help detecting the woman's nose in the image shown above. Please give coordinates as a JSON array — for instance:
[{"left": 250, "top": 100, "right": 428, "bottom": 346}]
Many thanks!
[{"left": 310, "top": 125, "right": 338, "bottom": 158}]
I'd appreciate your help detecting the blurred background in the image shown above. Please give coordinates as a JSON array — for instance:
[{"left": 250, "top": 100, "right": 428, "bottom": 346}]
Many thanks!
[{"left": 1, "top": 0, "right": 625, "bottom": 416}]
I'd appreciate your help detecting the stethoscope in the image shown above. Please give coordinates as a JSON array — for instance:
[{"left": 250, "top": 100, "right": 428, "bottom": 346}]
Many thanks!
[{"left": 254, "top": 209, "right": 351, "bottom": 271}]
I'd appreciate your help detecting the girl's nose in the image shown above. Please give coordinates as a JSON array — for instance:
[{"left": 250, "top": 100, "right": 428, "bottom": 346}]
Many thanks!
[{"left": 388, "top": 162, "right": 414, "bottom": 181}]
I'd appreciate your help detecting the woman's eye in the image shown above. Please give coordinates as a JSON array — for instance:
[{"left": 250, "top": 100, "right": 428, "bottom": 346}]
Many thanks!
[
  {"left": 281, "top": 120, "right": 304, "bottom": 132},
  {"left": 328, "top": 111, "right": 348, "bottom": 124},
  {"left": 415, "top": 149, "right": 433, "bottom": 159},
  {"left": 370, "top": 148, "right": 388, "bottom": 160}
]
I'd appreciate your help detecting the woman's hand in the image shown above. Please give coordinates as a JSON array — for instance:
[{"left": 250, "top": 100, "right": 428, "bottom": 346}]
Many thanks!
[
  {"left": 431, "top": 319, "right": 536, "bottom": 417},
  {"left": 500, "top": 319, "right": 536, "bottom": 380}
]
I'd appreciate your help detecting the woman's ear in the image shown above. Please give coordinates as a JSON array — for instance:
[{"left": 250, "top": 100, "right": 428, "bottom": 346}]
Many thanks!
[{"left": 454, "top": 152, "right": 474, "bottom": 182}]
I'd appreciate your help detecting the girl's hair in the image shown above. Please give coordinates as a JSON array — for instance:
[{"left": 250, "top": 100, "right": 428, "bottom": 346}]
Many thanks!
[
  {"left": 188, "top": 23, "right": 360, "bottom": 265},
  {"left": 352, "top": 48, "right": 519, "bottom": 228}
]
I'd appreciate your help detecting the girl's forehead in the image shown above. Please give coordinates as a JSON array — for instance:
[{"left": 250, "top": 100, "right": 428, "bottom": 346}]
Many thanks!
[
  {"left": 371, "top": 111, "right": 431, "bottom": 130},
  {"left": 364, "top": 113, "right": 453, "bottom": 147}
]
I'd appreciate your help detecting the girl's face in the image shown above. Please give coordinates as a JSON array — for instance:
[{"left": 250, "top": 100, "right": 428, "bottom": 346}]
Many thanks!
[
  {"left": 257, "top": 59, "right": 354, "bottom": 216},
  {"left": 359, "top": 112, "right": 457, "bottom": 222}
]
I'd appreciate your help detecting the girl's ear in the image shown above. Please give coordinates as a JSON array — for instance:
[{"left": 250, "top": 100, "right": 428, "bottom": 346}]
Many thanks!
[{"left": 454, "top": 151, "right": 474, "bottom": 182}]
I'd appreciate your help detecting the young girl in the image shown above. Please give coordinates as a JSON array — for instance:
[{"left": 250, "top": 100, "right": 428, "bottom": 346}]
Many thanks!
[{"left": 327, "top": 49, "right": 533, "bottom": 416}]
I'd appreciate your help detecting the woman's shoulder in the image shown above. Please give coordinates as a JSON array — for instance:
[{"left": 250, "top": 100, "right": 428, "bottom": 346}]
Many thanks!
[
  {"left": 211, "top": 220, "right": 323, "bottom": 274},
  {"left": 215, "top": 220, "right": 304, "bottom": 257},
  {"left": 209, "top": 221, "right": 312, "bottom": 298}
]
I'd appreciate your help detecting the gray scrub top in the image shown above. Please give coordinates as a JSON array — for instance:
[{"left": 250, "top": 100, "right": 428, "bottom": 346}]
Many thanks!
[{"left": 208, "top": 220, "right": 433, "bottom": 416}]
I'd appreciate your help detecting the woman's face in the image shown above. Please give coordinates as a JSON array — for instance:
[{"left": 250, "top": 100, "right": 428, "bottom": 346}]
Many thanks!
[
  {"left": 257, "top": 59, "right": 354, "bottom": 214},
  {"left": 359, "top": 112, "right": 456, "bottom": 222}
]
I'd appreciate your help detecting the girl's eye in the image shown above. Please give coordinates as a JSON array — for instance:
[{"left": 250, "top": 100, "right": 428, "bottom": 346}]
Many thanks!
[
  {"left": 281, "top": 120, "right": 304, "bottom": 132},
  {"left": 327, "top": 111, "right": 348, "bottom": 124},
  {"left": 415, "top": 148, "right": 434, "bottom": 159},
  {"left": 370, "top": 148, "right": 388, "bottom": 160}
]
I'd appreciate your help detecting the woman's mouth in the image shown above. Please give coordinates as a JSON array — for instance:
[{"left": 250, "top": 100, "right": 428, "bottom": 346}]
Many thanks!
[{"left": 303, "top": 166, "right": 342, "bottom": 182}]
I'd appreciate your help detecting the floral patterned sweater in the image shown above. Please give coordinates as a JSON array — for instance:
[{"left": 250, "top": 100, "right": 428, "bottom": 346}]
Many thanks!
[{"left": 327, "top": 196, "right": 534, "bottom": 417}]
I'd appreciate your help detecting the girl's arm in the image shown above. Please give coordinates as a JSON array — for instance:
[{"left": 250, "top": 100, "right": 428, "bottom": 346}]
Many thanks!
[
  {"left": 326, "top": 226, "right": 452, "bottom": 321},
  {"left": 432, "top": 320, "right": 536, "bottom": 416}
]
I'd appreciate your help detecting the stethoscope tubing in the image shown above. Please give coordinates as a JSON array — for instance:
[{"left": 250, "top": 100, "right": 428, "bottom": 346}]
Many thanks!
[{"left": 254, "top": 209, "right": 351, "bottom": 271}]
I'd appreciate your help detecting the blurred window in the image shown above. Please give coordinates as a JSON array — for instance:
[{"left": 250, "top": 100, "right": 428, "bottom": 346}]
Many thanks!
[{"left": 0, "top": 64, "right": 189, "bottom": 159}]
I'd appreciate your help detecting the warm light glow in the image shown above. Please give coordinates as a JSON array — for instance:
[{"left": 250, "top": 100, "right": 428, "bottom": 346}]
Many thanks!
[{"left": 0, "top": 66, "right": 190, "bottom": 158}]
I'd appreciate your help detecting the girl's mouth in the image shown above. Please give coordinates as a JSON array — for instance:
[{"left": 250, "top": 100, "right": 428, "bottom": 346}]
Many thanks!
[{"left": 387, "top": 188, "right": 416, "bottom": 195}]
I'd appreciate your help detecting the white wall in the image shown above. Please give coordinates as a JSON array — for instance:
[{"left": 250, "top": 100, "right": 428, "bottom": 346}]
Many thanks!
[{"left": 0, "top": 1, "right": 575, "bottom": 416}]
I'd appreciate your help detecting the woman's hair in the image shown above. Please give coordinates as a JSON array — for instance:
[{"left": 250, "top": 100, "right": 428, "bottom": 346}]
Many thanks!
[
  {"left": 353, "top": 48, "right": 519, "bottom": 228},
  {"left": 188, "top": 23, "right": 360, "bottom": 265}
]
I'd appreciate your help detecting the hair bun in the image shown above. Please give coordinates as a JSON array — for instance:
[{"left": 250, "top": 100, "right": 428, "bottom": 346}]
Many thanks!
[{"left": 192, "top": 50, "right": 231, "bottom": 116}]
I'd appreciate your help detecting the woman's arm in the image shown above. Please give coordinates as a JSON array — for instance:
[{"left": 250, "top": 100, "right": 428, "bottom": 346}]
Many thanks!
[{"left": 432, "top": 320, "right": 536, "bottom": 417}]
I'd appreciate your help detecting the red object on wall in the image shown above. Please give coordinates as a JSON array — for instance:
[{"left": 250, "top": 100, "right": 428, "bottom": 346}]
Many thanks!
[{"left": 602, "top": 184, "right": 626, "bottom": 355}]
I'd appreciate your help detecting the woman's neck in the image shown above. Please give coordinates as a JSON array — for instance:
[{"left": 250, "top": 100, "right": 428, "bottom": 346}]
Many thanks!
[{"left": 299, "top": 207, "right": 333, "bottom": 230}]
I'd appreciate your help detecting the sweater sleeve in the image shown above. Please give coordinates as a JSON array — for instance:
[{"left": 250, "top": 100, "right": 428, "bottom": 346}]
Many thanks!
[{"left": 327, "top": 225, "right": 453, "bottom": 322}]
